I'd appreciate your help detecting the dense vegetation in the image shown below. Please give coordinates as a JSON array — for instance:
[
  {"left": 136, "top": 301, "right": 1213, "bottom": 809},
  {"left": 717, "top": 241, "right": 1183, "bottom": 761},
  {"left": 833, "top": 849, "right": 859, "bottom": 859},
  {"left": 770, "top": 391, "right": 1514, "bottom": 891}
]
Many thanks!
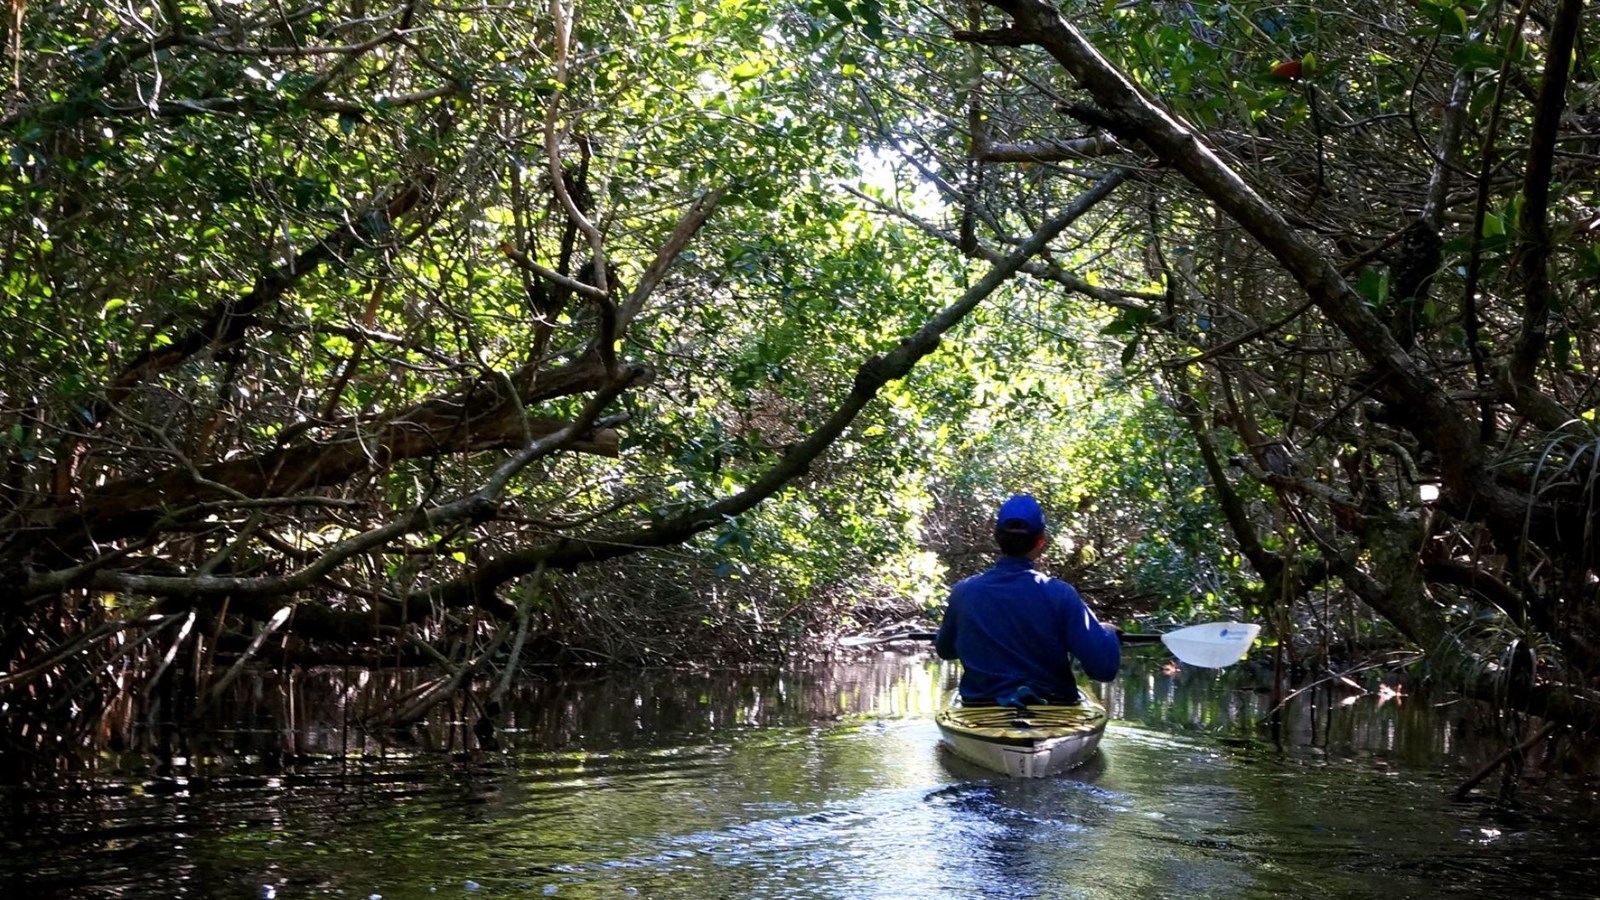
[{"left": 3, "top": 0, "right": 1598, "bottom": 753}]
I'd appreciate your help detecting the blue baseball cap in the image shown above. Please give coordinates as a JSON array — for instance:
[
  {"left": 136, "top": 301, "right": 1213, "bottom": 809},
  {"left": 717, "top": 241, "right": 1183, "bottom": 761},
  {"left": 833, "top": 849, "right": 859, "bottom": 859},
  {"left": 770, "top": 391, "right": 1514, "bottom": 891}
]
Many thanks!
[{"left": 996, "top": 494, "right": 1046, "bottom": 536}]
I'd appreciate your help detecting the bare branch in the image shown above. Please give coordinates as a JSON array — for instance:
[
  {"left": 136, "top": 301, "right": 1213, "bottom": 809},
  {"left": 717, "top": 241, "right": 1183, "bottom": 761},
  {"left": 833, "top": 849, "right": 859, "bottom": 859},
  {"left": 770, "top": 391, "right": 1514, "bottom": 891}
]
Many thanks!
[
  {"left": 500, "top": 242, "right": 608, "bottom": 301},
  {"left": 973, "top": 134, "right": 1125, "bottom": 163},
  {"left": 53, "top": 368, "right": 645, "bottom": 600},
  {"left": 842, "top": 183, "right": 1156, "bottom": 312},
  {"left": 618, "top": 188, "right": 728, "bottom": 331}
]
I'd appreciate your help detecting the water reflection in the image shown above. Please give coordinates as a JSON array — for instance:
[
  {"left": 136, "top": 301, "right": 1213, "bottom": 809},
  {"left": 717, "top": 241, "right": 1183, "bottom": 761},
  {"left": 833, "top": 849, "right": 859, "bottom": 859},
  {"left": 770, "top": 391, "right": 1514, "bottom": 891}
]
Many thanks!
[{"left": 3, "top": 654, "right": 1597, "bottom": 899}]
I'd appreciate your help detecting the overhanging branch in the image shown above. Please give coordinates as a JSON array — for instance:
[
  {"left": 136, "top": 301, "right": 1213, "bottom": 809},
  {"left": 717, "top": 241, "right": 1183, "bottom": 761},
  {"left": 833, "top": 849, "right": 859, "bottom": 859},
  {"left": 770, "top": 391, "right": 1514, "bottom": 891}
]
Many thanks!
[
  {"left": 976, "top": 0, "right": 1583, "bottom": 556},
  {"left": 31, "top": 369, "right": 645, "bottom": 602},
  {"left": 419, "top": 169, "right": 1132, "bottom": 608}
]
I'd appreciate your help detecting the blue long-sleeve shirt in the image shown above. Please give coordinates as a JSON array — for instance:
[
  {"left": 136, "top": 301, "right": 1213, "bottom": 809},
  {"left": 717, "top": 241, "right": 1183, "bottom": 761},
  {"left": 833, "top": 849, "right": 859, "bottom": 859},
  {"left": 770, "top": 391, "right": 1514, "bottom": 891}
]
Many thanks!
[{"left": 934, "top": 555, "right": 1121, "bottom": 703}]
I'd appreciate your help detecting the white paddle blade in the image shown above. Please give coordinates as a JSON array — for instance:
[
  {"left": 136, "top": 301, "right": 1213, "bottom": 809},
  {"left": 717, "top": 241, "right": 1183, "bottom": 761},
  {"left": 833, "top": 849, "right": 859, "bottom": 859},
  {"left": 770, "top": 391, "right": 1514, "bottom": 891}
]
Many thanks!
[{"left": 1160, "top": 622, "right": 1261, "bottom": 668}]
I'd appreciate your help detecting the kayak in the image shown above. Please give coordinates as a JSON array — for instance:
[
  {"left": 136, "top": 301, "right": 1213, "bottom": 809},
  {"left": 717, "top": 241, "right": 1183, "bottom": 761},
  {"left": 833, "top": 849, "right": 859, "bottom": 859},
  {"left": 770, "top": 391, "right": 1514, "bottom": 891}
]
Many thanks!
[{"left": 934, "top": 694, "right": 1108, "bottom": 778}]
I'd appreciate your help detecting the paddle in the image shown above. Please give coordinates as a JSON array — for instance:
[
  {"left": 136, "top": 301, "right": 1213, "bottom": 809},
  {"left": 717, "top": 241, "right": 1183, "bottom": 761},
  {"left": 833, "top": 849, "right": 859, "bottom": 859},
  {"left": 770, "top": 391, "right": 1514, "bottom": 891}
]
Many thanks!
[
  {"left": 839, "top": 621, "right": 1261, "bottom": 669},
  {"left": 837, "top": 631, "right": 939, "bottom": 648},
  {"left": 1118, "top": 621, "right": 1262, "bottom": 669}
]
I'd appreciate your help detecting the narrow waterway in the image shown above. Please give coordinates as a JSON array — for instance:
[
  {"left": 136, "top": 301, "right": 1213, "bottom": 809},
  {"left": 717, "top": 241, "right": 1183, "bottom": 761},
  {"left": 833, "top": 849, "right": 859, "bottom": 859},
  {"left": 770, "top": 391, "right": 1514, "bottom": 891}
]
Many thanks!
[{"left": 2, "top": 652, "right": 1595, "bottom": 899}]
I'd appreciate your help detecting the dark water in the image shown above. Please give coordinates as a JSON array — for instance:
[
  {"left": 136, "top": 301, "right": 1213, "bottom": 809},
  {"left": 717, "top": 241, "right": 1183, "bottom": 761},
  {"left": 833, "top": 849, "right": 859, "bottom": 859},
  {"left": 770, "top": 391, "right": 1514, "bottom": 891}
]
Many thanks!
[{"left": 2, "top": 653, "right": 1597, "bottom": 899}]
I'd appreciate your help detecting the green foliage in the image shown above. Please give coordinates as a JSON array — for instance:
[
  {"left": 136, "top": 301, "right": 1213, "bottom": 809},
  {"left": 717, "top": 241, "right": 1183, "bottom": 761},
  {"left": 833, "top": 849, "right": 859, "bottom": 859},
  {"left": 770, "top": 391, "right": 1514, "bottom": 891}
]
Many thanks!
[
  {"left": 13, "top": 0, "right": 1597, "bottom": 700},
  {"left": 1, "top": 0, "right": 963, "bottom": 668}
]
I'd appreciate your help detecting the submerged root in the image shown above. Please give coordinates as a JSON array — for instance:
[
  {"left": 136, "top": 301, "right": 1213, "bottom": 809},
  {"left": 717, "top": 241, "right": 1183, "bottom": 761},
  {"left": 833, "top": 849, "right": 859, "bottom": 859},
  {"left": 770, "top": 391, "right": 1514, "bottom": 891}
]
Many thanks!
[{"left": 1452, "top": 720, "right": 1559, "bottom": 802}]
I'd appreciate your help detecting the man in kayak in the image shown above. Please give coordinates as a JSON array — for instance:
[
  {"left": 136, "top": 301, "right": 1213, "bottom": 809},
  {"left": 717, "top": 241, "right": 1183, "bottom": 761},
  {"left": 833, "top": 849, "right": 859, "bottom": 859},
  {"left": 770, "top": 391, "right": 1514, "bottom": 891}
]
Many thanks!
[{"left": 934, "top": 494, "right": 1121, "bottom": 706}]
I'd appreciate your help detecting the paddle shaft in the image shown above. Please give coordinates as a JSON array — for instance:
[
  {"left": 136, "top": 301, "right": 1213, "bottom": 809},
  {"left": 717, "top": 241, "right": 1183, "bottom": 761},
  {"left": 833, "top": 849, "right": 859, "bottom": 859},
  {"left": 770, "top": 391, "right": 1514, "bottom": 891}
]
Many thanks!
[
  {"left": 862, "top": 631, "right": 935, "bottom": 645},
  {"left": 851, "top": 630, "right": 1161, "bottom": 646},
  {"left": 842, "top": 621, "right": 1260, "bottom": 668}
]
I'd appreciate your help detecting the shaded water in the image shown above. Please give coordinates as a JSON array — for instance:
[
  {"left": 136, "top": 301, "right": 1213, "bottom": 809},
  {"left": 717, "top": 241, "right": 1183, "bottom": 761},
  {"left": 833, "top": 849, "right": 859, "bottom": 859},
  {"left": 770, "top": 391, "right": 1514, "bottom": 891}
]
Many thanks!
[{"left": 3, "top": 653, "right": 1597, "bottom": 899}]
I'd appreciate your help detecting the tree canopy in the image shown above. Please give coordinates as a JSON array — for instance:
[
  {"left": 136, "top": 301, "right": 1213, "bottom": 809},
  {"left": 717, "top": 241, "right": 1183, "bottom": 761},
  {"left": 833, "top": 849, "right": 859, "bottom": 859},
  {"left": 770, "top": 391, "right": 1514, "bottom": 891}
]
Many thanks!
[
  {"left": 4, "top": 0, "right": 1600, "bottom": 737},
  {"left": 945, "top": 0, "right": 1600, "bottom": 724}
]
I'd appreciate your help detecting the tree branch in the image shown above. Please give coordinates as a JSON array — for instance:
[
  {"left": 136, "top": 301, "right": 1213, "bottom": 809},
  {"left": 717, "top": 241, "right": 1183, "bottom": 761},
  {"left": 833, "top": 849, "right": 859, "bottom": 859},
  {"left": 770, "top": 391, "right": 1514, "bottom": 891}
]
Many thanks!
[
  {"left": 419, "top": 169, "right": 1132, "bottom": 607},
  {"left": 972, "top": 134, "right": 1125, "bottom": 163},
  {"left": 976, "top": 0, "right": 1587, "bottom": 561},
  {"left": 37, "top": 369, "right": 644, "bottom": 601},
  {"left": 618, "top": 188, "right": 728, "bottom": 332},
  {"left": 1509, "top": 0, "right": 1584, "bottom": 387}
]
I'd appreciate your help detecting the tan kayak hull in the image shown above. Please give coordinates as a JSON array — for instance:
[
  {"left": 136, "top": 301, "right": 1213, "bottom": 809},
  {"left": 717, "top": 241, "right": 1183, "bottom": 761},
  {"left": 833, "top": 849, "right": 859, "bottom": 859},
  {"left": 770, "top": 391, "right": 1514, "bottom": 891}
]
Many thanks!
[{"left": 935, "top": 696, "right": 1108, "bottom": 778}]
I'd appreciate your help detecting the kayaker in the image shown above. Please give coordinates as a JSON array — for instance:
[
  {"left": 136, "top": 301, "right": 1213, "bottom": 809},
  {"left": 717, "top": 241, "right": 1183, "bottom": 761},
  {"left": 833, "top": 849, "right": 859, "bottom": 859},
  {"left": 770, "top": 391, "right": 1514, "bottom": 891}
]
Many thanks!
[{"left": 934, "top": 494, "right": 1121, "bottom": 707}]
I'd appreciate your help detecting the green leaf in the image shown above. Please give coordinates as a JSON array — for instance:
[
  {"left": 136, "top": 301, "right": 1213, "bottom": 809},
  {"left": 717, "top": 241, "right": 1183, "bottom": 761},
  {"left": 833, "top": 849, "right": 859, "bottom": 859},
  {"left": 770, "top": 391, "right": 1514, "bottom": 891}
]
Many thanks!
[
  {"left": 1504, "top": 192, "right": 1523, "bottom": 229},
  {"left": 1451, "top": 42, "right": 1501, "bottom": 72},
  {"left": 1100, "top": 306, "right": 1152, "bottom": 336},
  {"left": 1356, "top": 267, "right": 1390, "bottom": 307},
  {"left": 856, "top": 0, "right": 885, "bottom": 40}
]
